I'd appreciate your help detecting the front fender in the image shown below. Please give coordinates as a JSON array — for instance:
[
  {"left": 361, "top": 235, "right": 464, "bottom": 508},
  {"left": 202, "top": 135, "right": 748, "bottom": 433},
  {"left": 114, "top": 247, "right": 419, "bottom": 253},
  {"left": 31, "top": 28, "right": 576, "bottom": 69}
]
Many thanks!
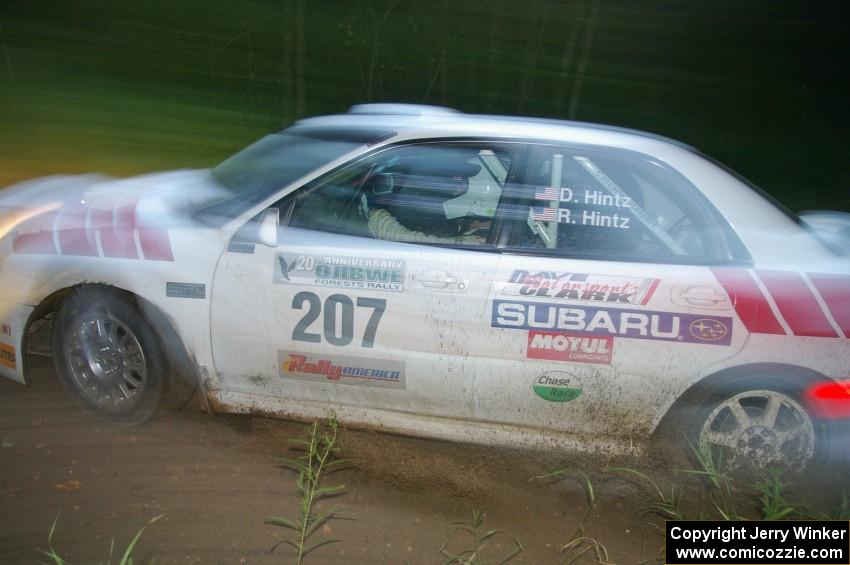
[{"left": 0, "top": 297, "right": 34, "bottom": 384}]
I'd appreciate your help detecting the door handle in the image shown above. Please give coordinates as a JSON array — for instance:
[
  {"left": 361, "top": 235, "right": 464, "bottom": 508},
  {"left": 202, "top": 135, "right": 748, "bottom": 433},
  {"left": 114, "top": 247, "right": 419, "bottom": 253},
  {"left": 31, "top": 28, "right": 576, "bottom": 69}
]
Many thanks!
[
  {"left": 411, "top": 270, "right": 468, "bottom": 291},
  {"left": 412, "top": 273, "right": 456, "bottom": 288}
]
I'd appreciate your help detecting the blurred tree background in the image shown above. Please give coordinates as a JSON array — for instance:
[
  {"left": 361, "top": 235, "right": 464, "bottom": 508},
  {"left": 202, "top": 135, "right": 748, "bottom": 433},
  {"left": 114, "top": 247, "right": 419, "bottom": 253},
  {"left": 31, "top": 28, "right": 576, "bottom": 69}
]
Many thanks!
[{"left": 0, "top": 0, "right": 847, "bottom": 211}]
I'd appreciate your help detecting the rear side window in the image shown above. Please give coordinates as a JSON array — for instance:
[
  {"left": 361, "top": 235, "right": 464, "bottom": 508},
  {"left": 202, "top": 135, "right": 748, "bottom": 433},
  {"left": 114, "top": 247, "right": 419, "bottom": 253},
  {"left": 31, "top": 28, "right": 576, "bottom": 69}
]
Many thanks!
[{"left": 509, "top": 144, "right": 737, "bottom": 263}]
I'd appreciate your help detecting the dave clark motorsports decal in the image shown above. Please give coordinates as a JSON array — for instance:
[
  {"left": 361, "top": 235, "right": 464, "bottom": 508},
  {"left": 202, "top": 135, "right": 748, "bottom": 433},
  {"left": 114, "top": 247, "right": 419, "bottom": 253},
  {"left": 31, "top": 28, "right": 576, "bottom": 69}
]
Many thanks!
[
  {"left": 499, "top": 270, "right": 659, "bottom": 306},
  {"left": 492, "top": 300, "right": 733, "bottom": 345},
  {"left": 274, "top": 253, "right": 404, "bottom": 292},
  {"left": 532, "top": 371, "right": 582, "bottom": 402},
  {"left": 278, "top": 351, "right": 405, "bottom": 389}
]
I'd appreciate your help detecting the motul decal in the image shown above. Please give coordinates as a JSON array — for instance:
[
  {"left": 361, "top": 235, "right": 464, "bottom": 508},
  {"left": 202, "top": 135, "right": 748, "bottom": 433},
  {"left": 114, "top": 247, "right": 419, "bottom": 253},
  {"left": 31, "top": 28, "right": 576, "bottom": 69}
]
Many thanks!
[
  {"left": 527, "top": 331, "right": 613, "bottom": 365},
  {"left": 12, "top": 201, "right": 173, "bottom": 262}
]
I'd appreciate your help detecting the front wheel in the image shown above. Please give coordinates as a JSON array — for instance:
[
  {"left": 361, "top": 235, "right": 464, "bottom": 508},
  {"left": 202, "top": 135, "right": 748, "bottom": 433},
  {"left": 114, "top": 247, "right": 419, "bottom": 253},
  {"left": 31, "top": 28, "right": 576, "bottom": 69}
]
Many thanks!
[
  {"left": 52, "top": 287, "right": 165, "bottom": 424},
  {"left": 692, "top": 377, "right": 824, "bottom": 475}
]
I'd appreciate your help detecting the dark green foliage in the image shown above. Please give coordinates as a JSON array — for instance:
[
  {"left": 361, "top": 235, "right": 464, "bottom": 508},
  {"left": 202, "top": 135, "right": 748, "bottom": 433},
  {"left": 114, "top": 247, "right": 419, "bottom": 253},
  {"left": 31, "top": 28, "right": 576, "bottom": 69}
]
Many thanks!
[{"left": 0, "top": 1, "right": 846, "bottom": 211}]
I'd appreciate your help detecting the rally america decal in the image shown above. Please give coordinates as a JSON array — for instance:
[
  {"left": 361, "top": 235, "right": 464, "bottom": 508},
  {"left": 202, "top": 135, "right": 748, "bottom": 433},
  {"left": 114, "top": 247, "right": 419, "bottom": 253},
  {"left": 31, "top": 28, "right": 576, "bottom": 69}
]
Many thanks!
[
  {"left": 492, "top": 300, "right": 732, "bottom": 346},
  {"left": 0, "top": 343, "right": 16, "bottom": 369},
  {"left": 499, "top": 270, "right": 659, "bottom": 306},
  {"left": 274, "top": 253, "right": 404, "bottom": 292},
  {"left": 278, "top": 351, "right": 405, "bottom": 390}
]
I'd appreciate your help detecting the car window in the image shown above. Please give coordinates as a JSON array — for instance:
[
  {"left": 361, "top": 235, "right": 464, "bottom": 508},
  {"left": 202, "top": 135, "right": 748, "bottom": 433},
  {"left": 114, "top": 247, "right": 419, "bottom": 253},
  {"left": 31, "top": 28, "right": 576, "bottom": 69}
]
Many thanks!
[
  {"left": 509, "top": 144, "right": 727, "bottom": 262},
  {"left": 282, "top": 143, "right": 515, "bottom": 247},
  {"left": 200, "top": 126, "right": 393, "bottom": 223}
]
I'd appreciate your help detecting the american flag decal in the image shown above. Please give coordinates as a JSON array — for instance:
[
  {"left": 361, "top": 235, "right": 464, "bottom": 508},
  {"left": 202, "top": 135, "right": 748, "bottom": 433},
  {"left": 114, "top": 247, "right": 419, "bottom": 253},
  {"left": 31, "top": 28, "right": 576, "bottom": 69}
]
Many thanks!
[
  {"left": 534, "top": 186, "right": 558, "bottom": 201},
  {"left": 531, "top": 206, "right": 556, "bottom": 222}
]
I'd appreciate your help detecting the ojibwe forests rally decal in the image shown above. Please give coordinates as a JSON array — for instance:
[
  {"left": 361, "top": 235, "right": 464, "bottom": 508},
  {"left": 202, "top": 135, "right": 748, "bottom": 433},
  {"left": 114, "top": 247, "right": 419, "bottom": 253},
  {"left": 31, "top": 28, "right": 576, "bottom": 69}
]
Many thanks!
[
  {"left": 275, "top": 253, "right": 404, "bottom": 292},
  {"left": 498, "top": 270, "right": 659, "bottom": 306}
]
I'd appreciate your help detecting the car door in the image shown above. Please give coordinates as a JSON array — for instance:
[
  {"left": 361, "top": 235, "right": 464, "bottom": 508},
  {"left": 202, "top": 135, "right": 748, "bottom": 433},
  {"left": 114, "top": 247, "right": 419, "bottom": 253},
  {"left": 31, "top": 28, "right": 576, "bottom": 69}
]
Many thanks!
[
  {"left": 475, "top": 143, "right": 750, "bottom": 439},
  {"left": 209, "top": 141, "right": 517, "bottom": 420}
]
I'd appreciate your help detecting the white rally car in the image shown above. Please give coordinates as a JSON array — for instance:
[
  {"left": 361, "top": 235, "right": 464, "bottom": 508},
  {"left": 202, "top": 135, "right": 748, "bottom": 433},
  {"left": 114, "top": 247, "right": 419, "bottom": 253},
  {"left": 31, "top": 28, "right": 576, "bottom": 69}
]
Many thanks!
[{"left": 1, "top": 104, "right": 848, "bottom": 471}]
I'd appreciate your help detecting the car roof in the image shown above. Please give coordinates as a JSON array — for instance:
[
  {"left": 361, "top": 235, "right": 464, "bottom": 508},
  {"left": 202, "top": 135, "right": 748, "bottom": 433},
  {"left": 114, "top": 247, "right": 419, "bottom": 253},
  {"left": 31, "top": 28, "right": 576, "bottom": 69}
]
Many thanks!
[{"left": 294, "top": 103, "right": 698, "bottom": 154}]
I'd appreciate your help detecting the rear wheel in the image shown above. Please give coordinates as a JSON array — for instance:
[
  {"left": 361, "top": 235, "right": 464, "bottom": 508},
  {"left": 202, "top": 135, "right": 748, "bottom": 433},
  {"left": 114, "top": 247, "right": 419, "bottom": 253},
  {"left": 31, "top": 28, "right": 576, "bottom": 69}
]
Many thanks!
[
  {"left": 52, "top": 287, "right": 165, "bottom": 424},
  {"left": 692, "top": 376, "right": 823, "bottom": 475}
]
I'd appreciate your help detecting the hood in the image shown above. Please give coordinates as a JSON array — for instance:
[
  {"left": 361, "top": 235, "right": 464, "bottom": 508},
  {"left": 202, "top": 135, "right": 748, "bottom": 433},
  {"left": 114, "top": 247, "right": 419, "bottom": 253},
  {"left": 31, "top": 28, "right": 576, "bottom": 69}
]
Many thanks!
[{"left": 0, "top": 169, "right": 229, "bottom": 257}]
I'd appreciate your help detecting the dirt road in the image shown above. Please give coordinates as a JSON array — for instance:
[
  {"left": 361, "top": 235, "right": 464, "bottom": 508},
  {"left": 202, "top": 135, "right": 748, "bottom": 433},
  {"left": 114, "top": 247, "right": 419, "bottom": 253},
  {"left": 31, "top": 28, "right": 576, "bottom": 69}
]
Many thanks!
[{"left": 0, "top": 356, "right": 667, "bottom": 563}]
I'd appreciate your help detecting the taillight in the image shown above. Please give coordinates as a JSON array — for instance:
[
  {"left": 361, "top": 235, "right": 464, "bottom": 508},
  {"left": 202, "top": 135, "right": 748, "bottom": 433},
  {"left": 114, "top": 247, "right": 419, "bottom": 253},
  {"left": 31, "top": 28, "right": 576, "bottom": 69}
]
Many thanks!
[{"left": 805, "top": 381, "right": 850, "bottom": 420}]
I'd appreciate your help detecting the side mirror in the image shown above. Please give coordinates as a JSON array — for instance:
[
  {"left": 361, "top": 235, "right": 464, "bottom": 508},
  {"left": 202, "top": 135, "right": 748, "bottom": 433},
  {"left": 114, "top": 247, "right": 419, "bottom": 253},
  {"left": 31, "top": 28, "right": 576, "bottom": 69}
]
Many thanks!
[{"left": 256, "top": 207, "right": 279, "bottom": 247}]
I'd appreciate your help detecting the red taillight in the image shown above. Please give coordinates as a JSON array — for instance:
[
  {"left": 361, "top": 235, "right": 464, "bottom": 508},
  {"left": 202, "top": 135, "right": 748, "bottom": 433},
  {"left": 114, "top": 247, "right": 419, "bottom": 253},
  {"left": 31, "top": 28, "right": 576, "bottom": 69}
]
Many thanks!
[{"left": 805, "top": 381, "right": 850, "bottom": 420}]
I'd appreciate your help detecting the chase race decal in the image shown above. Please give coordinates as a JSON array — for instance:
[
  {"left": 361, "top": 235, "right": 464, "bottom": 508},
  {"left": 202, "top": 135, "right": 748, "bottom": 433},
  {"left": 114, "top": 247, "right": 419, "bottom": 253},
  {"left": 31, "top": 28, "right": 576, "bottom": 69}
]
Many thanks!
[
  {"left": 275, "top": 253, "right": 404, "bottom": 292},
  {"left": 532, "top": 371, "right": 582, "bottom": 402},
  {"left": 493, "top": 300, "right": 733, "bottom": 346},
  {"left": 499, "top": 270, "right": 659, "bottom": 305},
  {"left": 278, "top": 351, "right": 405, "bottom": 390}
]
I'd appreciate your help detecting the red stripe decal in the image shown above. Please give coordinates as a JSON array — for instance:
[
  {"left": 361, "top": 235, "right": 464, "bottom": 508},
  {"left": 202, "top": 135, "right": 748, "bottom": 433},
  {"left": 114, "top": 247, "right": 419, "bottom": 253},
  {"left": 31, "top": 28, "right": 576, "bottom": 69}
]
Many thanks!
[
  {"left": 711, "top": 267, "right": 785, "bottom": 335},
  {"left": 56, "top": 202, "right": 97, "bottom": 256},
  {"left": 11, "top": 210, "right": 59, "bottom": 255},
  {"left": 807, "top": 273, "right": 850, "bottom": 337},
  {"left": 138, "top": 228, "right": 174, "bottom": 261},
  {"left": 756, "top": 269, "right": 838, "bottom": 338},
  {"left": 99, "top": 205, "right": 138, "bottom": 259},
  {"left": 641, "top": 278, "right": 661, "bottom": 305}
]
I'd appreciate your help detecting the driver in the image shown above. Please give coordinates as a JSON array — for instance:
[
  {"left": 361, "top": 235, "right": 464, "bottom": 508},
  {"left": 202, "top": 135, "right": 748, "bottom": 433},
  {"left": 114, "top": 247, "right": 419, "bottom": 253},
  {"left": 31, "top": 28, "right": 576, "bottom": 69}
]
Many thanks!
[{"left": 365, "top": 155, "right": 489, "bottom": 244}]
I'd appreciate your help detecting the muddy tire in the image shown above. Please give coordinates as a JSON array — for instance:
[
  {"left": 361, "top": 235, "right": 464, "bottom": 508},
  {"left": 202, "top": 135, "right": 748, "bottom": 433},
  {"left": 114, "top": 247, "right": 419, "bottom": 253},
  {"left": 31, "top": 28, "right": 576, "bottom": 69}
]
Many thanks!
[
  {"left": 690, "top": 374, "right": 827, "bottom": 476},
  {"left": 52, "top": 287, "right": 165, "bottom": 424}
]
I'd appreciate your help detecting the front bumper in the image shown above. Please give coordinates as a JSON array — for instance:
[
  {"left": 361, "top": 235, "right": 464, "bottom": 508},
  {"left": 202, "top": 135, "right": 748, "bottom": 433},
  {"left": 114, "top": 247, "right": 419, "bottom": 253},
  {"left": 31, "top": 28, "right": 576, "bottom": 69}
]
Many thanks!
[{"left": 0, "top": 297, "right": 34, "bottom": 384}]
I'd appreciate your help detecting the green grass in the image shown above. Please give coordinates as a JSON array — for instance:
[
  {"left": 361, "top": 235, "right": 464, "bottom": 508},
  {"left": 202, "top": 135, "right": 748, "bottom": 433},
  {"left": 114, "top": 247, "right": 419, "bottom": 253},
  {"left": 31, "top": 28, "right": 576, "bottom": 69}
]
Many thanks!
[
  {"left": 266, "top": 413, "right": 350, "bottom": 565},
  {"left": 438, "top": 507, "right": 523, "bottom": 565},
  {"left": 531, "top": 468, "right": 611, "bottom": 564},
  {"left": 38, "top": 513, "right": 162, "bottom": 565}
]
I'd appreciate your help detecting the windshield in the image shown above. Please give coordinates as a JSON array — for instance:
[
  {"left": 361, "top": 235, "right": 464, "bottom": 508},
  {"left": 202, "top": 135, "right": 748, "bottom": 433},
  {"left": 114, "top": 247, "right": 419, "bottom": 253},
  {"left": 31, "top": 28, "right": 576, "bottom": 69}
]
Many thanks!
[{"left": 203, "top": 126, "right": 392, "bottom": 221}]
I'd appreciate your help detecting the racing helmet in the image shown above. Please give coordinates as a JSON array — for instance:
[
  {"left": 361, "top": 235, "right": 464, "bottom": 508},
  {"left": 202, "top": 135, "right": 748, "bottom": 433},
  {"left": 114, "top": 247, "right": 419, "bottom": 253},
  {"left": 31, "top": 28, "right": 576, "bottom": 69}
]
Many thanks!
[{"left": 367, "top": 153, "right": 482, "bottom": 236}]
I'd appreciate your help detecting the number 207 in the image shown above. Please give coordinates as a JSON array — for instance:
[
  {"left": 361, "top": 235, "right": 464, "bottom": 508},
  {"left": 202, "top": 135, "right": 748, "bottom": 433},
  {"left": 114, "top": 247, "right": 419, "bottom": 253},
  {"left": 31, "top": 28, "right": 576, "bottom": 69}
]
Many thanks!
[{"left": 291, "top": 292, "right": 386, "bottom": 348}]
